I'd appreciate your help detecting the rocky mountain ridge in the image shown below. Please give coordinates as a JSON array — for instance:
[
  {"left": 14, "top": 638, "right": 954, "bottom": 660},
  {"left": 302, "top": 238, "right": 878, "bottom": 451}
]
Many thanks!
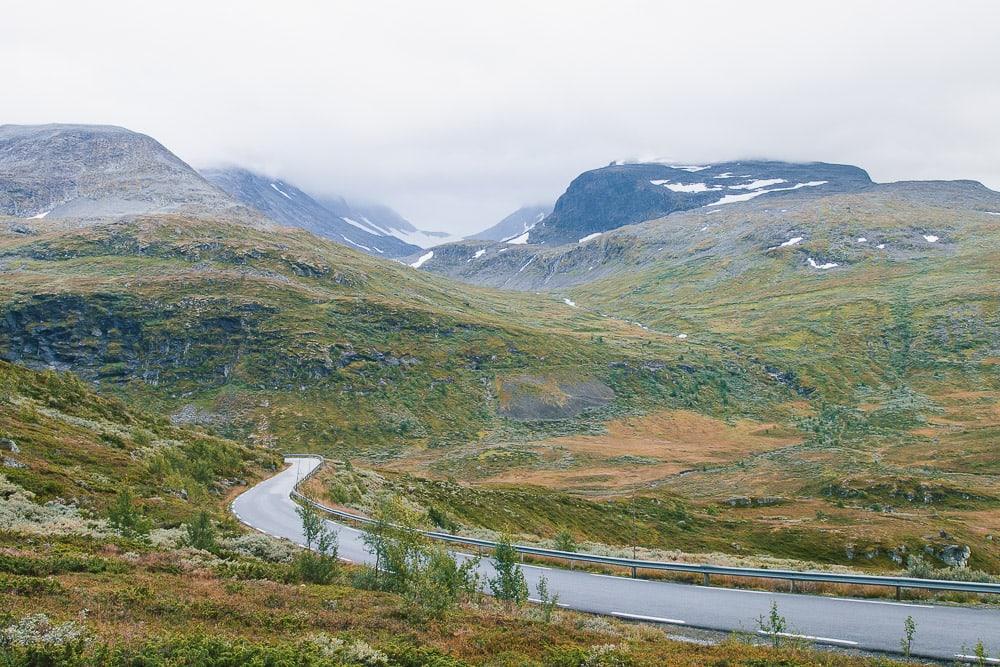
[
  {"left": 202, "top": 167, "right": 423, "bottom": 258},
  {"left": 0, "top": 124, "right": 243, "bottom": 220}
]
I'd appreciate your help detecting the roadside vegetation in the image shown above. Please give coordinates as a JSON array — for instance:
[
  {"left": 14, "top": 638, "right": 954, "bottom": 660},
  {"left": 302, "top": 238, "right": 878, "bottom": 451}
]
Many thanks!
[{"left": 0, "top": 361, "right": 935, "bottom": 665}]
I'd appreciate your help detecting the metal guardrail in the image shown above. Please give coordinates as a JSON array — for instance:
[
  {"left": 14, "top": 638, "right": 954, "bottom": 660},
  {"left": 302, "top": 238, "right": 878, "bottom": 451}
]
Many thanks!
[{"left": 285, "top": 455, "right": 1000, "bottom": 598}]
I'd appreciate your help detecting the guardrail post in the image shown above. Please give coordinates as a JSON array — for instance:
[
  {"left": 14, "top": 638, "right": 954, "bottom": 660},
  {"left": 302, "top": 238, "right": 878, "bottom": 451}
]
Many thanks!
[
  {"left": 631, "top": 566, "right": 637, "bottom": 578},
  {"left": 896, "top": 586, "right": 902, "bottom": 601},
  {"left": 703, "top": 573, "right": 710, "bottom": 586},
  {"left": 789, "top": 579, "right": 796, "bottom": 593}
]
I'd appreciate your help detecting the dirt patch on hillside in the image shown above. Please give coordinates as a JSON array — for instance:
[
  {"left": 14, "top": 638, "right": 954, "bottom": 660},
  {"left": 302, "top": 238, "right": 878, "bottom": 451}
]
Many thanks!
[{"left": 497, "top": 374, "right": 615, "bottom": 420}]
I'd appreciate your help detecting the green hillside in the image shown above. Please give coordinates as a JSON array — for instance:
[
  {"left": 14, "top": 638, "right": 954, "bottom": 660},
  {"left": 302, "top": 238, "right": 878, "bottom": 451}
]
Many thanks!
[
  {"left": 0, "top": 359, "right": 906, "bottom": 666},
  {"left": 0, "top": 214, "right": 786, "bottom": 457},
  {"left": 2, "top": 189, "right": 999, "bottom": 574}
]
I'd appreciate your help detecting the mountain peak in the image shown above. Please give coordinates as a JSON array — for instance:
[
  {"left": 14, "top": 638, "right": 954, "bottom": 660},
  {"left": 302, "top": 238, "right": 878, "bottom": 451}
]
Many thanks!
[
  {"left": 525, "top": 160, "right": 873, "bottom": 245},
  {"left": 0, "top": 123, "right": 238, "bottom": 219}
]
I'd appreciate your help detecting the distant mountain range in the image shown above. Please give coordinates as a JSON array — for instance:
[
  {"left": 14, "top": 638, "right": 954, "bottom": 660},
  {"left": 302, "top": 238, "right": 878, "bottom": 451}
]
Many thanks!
[
  {"left": 0, "top": 124, "right": 453, "bottom": 259},
  {"left": 408, "top": 159, "right": 1000, "bottom": 290}
]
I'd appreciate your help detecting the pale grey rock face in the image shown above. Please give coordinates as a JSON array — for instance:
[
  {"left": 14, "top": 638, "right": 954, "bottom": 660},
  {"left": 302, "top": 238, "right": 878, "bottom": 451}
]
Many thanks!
[
  {"left": 935, "top": 544, "right": 971, "bottom": 568},
  {"left": 0, "top": 124, "right": 238, "bottom": 219}
]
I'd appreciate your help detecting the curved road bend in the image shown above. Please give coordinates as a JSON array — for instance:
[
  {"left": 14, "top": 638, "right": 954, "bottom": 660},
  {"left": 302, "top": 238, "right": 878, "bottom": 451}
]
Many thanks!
[{"left": 232, "top": 457, "right": 1000, "bottom": 662}]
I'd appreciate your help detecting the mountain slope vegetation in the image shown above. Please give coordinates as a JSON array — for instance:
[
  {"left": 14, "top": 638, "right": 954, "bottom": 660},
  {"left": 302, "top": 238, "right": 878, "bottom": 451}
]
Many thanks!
[
  {"left": 0, "top": 359, "right": 906, "bottom": 667},
  {"left": 410, "top": 180, "right": 1000, "bottom": 571},
  {"left": 0, "top": 214, "right": 785, "bottom": 459},
  {"left": 1, "top": 124, "right": 998, "bottom": 575}
]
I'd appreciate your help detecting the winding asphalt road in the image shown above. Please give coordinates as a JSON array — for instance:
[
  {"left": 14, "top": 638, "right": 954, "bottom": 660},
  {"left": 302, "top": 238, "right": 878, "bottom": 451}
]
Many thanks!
[{"left": 232, "top": 457, "right": 1000, "bottom": 662}]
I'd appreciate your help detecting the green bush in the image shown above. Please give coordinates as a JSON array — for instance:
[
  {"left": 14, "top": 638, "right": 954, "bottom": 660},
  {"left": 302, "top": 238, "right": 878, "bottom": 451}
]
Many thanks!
[
  {"left": 185, "top": 511, "right": 216, "bottom": 552},
  {"left": 427, "top": 506, "right": 458, "bottom": 533},
  {"left": 554, "top": 530, "right": 578, "bottom": 553},
  {"left": 0, "top": 574, "right": 63, "bottom": 596},
  {"left": 214, "top": 560, "right": 293, "bottom": 583},
  {"left": 0, "top": 553, "right": 125, "bottom": 577},
  {"left": 106, "top": 488, "right": 151, "bottom": 538},
  {"left": 545, "top": 644, "right": 636, "bottom": 667},
  {"left": 360, "top": 494, "right": 477, "bottom": 619}
]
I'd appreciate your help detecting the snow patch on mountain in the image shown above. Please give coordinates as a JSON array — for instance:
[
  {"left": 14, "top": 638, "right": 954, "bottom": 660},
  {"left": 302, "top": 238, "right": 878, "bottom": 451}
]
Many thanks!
[
  {"left": 270, "top": 183, "right": 292, "bottom": 200},
  {"left": 340, "top": 235, "right": 373, "bottom": 252},
  {"left": 729, "top": 178, "right": 786, "bottom": 190},
  {"left": 578, "top": 232, "right": 603, "bottom": 243},
  {"left": 923, "top": 234, "right": 939, "bottom": 243},
  {"left": 709, "top": 180, "right": 828, "bottom": 207},
  {"left": 808, "top": 257, "right": 839, "bottom": 269},
  {"left": 391, "top": 228, "right": 460, "bottom": 248},
  {"left": 410, "top": 251, "right": 434, "bottom": 268},
  {"left": 767, "top": 236, "right": 804, "bottom": 251},
  {"left": 506, "top": 231, "right": 531, "bottom": 245},
  {"left": 341, "top": 217, "right": 380, "bottom": 234},
  {"left": 563, "top": 298, "right": 577, "bottom": 308},
  {"left": 650, "top": 180, "right": 723, "bottom": 193}
]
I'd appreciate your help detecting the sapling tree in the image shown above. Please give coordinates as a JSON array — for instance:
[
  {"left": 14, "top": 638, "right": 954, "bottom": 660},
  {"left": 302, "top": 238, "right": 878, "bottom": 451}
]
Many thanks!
[
  {"left": 554, "top": 530, "right": 577, "bottom": 553},
  {"left": 488, "top": 534, "right": 528, "bottom": 606},
  {"left": 295, "top": 502, "right": 339, "bottom": 583},
  {"left": 359, "top": 493, "right": 477, "bottom": 618},
  {"left": 900, "top": 615, "right": 916, "bottom": 657},
  {"left": 107, "top": 488, "right": 151, "bottom": 538},
  {"left": 757, "top": 601, "right": 787, "bottom": 649},
  {"left": 536, "top": 575, "right": 560, "bottom": 623},
  {"left": 186, "top": 510, "right": 216, "bottom": 552}
]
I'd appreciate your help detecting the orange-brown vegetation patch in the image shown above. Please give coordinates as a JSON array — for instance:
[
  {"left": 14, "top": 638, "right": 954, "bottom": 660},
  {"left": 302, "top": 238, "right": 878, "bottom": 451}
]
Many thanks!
[{"left": 483, "top": 410, "right": 801, "bottom": 493}]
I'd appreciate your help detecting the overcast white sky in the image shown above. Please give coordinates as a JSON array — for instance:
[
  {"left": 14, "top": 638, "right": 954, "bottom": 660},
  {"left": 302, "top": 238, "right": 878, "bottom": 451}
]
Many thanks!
[{"left": 4, "top": 1, "right": 999, "bottom": 233}]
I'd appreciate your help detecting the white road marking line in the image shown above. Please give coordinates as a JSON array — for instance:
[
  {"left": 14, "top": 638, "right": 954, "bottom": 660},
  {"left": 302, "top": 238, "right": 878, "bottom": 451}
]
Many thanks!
[
  {"left": 524, "top": 564, "right": 552, "bottom": 570},
  {"left": 695, "top": 586, "right": 772, "bottom": 595},
  {"left": 612, "top": 612, "right": 686, "bottom": 625},
  {"left": 759, "top": 631, "right": 857, "bottom": 647},
  {"left": 527, "top": 598, "right": 569, "bottom": 607},
  {"left": 955, "top": 656, "right": 1000, "bottom": 665},
  {"left": 591, "top": 573, "right": 629, "bottom": 579},
  {"left": 832, "top": 598, "right": 933, "bottom": 609}
]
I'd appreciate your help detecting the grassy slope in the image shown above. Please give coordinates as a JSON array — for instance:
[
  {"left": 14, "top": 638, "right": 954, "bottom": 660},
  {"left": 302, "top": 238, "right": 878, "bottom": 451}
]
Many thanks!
[
  {"left": 0, "top": 359, "right": 279, "bottom": 523},
  {"left": 2, "top": 193, "right": 998, "bottom": 574},
  {"left": 0, "top": 215, "right": 785, "bottom": 459},
  {"left": 566, "top": 191, "right": 1000, "bottom": 570},
  {"left": 0, "top": 360, "right": 909, "bottom": 666}
]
